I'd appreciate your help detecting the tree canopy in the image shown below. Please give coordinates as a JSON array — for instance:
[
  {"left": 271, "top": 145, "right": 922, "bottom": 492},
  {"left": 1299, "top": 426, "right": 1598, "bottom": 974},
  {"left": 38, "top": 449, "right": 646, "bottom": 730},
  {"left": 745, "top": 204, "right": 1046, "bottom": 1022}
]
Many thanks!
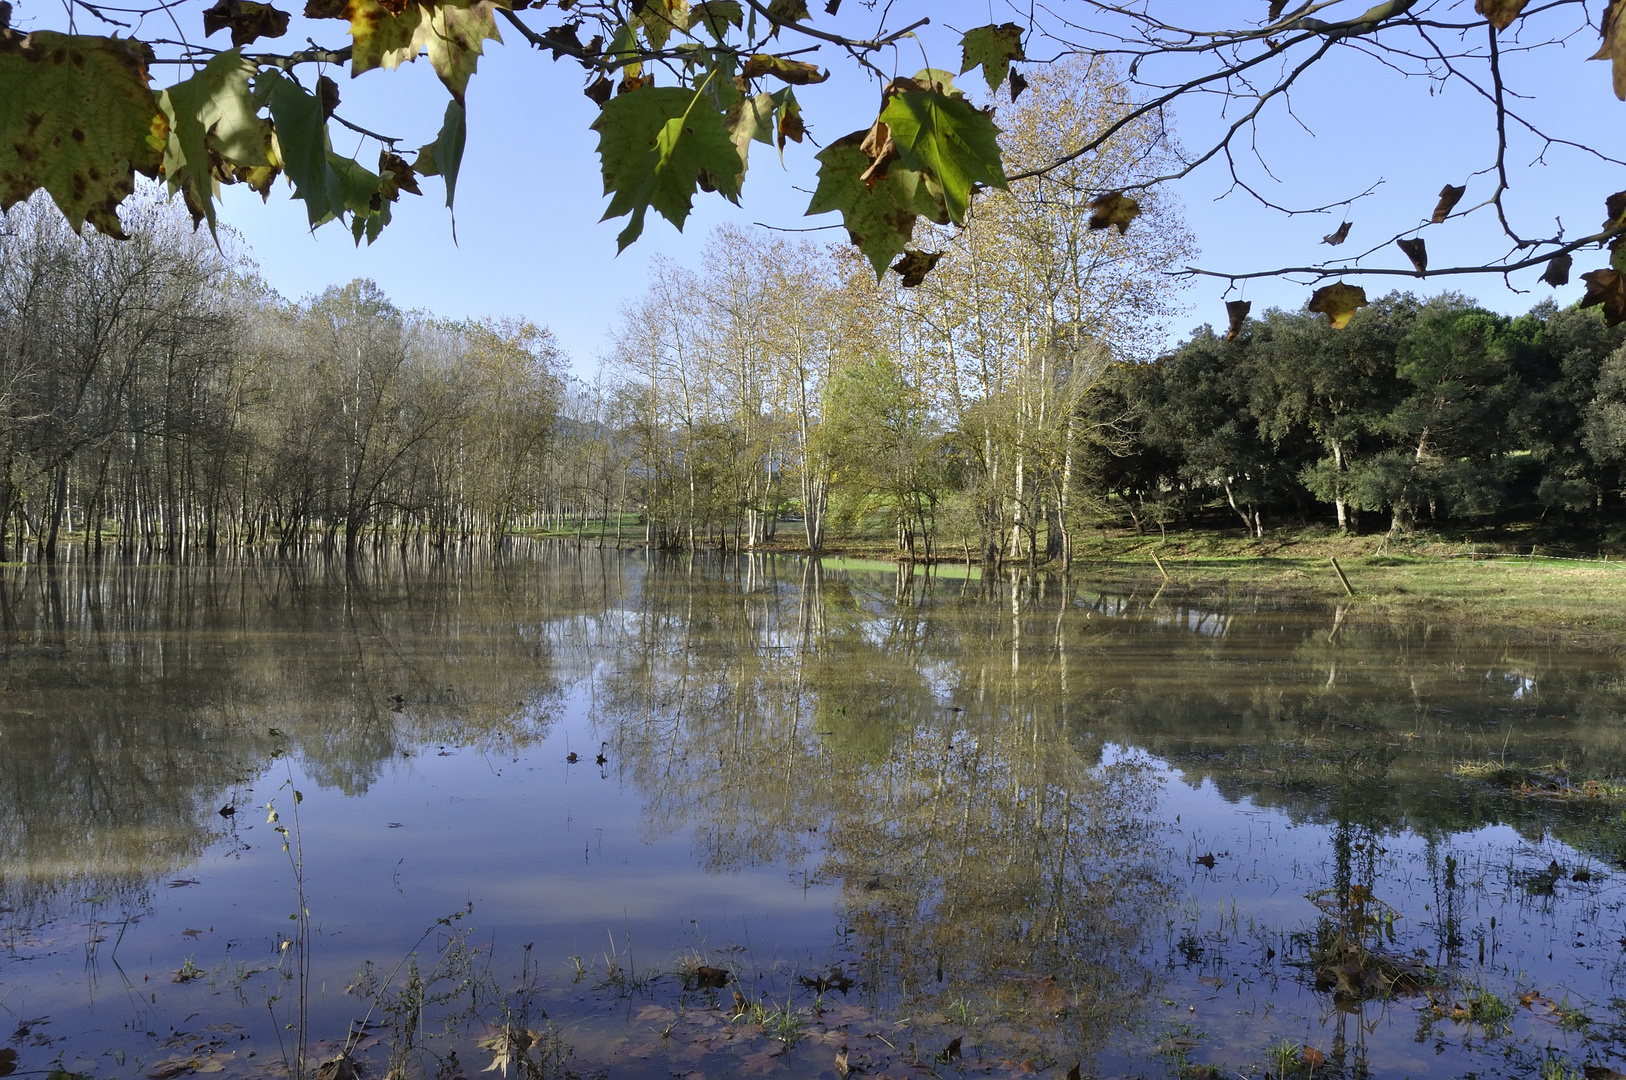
[{"left": 2, "top": 0, "right": 1625, "bottom": 318}]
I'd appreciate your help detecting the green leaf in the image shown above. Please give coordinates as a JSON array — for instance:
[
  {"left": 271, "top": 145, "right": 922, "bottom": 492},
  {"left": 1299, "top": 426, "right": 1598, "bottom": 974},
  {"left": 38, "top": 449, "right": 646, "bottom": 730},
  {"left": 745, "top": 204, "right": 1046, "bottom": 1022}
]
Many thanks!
[
  {"left": 592, "top": 84, "right": 742, "bottom": 251},
  {"left": 959, "top": 23, "right": 1024, "bottom": 93},
  {"left": 806, "top": 131, "right": 947, "bottom": 277},
  {"left": 315, "top": 0, "right": 503, "bottom": 103},
  {"left": 877, "top": 79, "right": 1006, "bottom": 223},
  {"left": 634, "top": 0, "right": 689, "bottom": 50},
  {"left": 0, "top": 32, "right": 166, "bottom": 237},
  {"left": 724, "top": 90, "right": 775, "bottom": 179},
  {"left": 262, "top": 70, "right": 385, "bottom": 238},
  {"left": 689, "top": 1, "right": 742, "bottom": 40},
  {"left": 432, "top": 98, "right": 465, "bottom": 223},
  {"left": 157, "top": 48, "right": 276, "bottom": 234},
  {"left": 772, "top": 85, "right": 802, "bottom": 156},
  {"left": 765, "top": 0, "right": 808, "bottom": 34}
]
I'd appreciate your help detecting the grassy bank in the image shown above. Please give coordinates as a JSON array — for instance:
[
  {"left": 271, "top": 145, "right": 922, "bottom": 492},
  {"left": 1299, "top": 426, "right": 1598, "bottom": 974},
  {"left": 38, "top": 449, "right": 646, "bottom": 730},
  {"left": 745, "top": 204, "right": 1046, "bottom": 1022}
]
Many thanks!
[{"left": 529, "top": 522, "right": 1626, "bottom": 643}]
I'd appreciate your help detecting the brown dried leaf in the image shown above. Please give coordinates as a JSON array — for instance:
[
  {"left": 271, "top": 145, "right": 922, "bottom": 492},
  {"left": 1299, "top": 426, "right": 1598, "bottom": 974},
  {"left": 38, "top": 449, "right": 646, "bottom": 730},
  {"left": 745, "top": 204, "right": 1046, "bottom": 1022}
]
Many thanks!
[
  {"left": 1322, "top": 221, "right": 1351, "bottom": 245},
  {"left": 1397, "top": 236, "right": 1428, "bottom": 274},
  {"left": 740, "top": 53, "right": 828, "bottom": 84},
  {"left": 1581, "top": 268, "right": 1626, "bottom": 326},
  {"left": 201, "top": 0, "right": 290, "bottom": 45},
  {"left": 583, "top": 75, "right": 611, "bottom": 104},
  {"left": 1593, "top": 0, "right": 1626, "bottom": 100},
  {"left": 1087, "top": 190, "right": 1139, "bottom": 234},
  {"left": 891, "top": 249, "right": 943, "bottom": 287},
  {"left": 316, "top": 73, "right": 339, "bottom": 119},
  {"left": 1541, "top": 252, "right": 1572, "bottom": 287},
  {"left": 1606, "top": 190, "right": 1626, "bottom": 230},
  {"left": 1009, "top": 68, "right": 1028, "bottom": 101},
  {"left": 1268, "top": 0, "right": 1288, "bottom": 19},
  {"left": 1225, "top": 299, "right": 1251, "bottom": 341},
  {"left": 1431, "top": 183, "right": 1465, "bottom": 223},
  {"left": 1475, "top": 0, "right": 1528, "bottom": 30},
  {"left": 1307, "top": 282, "right": 1369, "bottom": 329},
  {"left": 1301, "top": 1046, "right": 1326, "bottom": 1069}
]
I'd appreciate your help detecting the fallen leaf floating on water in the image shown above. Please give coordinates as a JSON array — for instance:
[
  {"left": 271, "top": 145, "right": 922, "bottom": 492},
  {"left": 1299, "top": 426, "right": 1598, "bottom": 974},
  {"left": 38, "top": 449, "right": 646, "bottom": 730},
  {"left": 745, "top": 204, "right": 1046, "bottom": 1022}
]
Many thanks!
[
  {"left": 1307, "top": 282, "right": 1369, "bottom": 329},
  {"left": 167, "top": 878, "right": 201, "bottom": 888},
  {"left": 1067, "top": 1066, "right": 1082, "bottom": 1080},
  {"left": 217, "top": 804, "right": 235, "bottom": 817},
  {"left": 693, "top": 965, "right": 730, "bottom": 988},
  {"left": 1195, "top": 852, "right": 1217, "bottom": 868},
  {"left": 0, "top": 1049, "right": 17, "bottom": 1078},
  {"left": 565, "top": 751, "right": 579, "bottom": 763},
  {"left": 1397, "top": 236, "right": 1428, "bottom": 274},
  {"left": 1301, "top": 1046, "right": 1326, "bottom": 1069},
  {"left": 834, "top": 1047, "right": 850, "bottom": 1079},
  {"left": 1087, "top": 191, "right": 1140, "bottom": 234},
  {"left": 1225, "top": 300, "right": 1251, "bottom": 341},
  {"left": 939, "top": 1036, "right": 962, "bottom": 1062},
  {"left": 1584, "top": 1067, "right": 1626, "bottom": 1080},
  {"left": 1431, "top": 183, "right": 1466, "bottom": 223},
  {"left": 1476, "top": 0, "right": 1530, "bottom": 29},
  {"left": 1542, "top": 253, "right": 1573, "bottom": 287},
  {"left": 1321, "top": 221, "right": 1351, "bottom": 245}
]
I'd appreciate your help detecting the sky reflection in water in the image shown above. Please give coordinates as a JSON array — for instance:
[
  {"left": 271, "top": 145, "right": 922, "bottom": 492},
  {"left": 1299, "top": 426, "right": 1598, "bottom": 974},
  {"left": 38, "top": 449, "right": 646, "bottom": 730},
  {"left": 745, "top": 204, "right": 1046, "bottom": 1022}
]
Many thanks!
[{"left": 3, "top": 545, "right": 1625, "bottom": 1080}]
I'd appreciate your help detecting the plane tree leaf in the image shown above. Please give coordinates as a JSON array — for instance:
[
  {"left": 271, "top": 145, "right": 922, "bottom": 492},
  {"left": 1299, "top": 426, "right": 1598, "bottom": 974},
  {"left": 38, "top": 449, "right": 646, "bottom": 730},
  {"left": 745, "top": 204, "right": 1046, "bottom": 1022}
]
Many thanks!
[
  {"left": 262, "top": 69, "right": 391, "bottom": 241},
  {"left": 1307, "top": 282, "right": 1369, "bottom": 329},
  {"left": 740, "top": 53, "right": 827, "bottom": 84},
  {"left": 1593, "top": 0, "right": 1626, "bottom": 100},
  {"left": 1088, "top": 190, "right": 1140, "bottom": 233},
  {"left": 1430, "top": 183, "right": 1465, "bottom": 223},
  {"left": 806, "top": 131, "right": 947, "bottom": 278},
  {"left": 773, "top": 85, "right": 803, "bottom": 154},
  {"left": 1540, "top": 253, "right": 1572, "bottom": 287},
  {"left": 592, "top": 84, "right": 742, "bottom": 251},
  {"left": 877, "top": 72, "right": 1005, "bottom": 224},
  {"left": 890, "top": 249, "right": 941, "bottom": 287},
  {"left": 1581, "top": 267, "right": 1626, "bottom": 326},
  {"left": 1396, "top": 236, "right": 1427, "bottom": 274},
  {"left": 1322, "top": 221, "right": 1351, "bottom": 245},
  {"left": 0, "top": 31, "right": 166, "bottom": 238},
  {"left": 202, "top": 0, "right": 290, "bottom": 46},
  {"left": 689, "top": 1, "right": 742, "bottom": 40},
  {"left": 1475, "top": 0, "right": 1528, "bottom": 30},
  {"left": 1225, "top": 300, "right": 1251, "bottom": 341},
  {"left": 307, "top": 0, "right": 505, "bottom": 102},
  {"left": 959, "top": 23, "right": 1024, "bottom": 93},
  {"left": 414, "top": 97, "right": 465, "bottom": 226},
  {"left": 633, "top": 0, "right": 688, "bottom": 50},
  {"left": 157, "top": 47, "right": 277, "bottom": 233}
]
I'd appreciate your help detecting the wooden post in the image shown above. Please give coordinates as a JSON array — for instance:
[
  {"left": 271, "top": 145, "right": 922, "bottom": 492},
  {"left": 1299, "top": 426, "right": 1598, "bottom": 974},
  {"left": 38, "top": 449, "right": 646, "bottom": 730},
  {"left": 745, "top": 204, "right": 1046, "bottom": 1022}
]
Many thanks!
[
  {"left": 1151, "top": 551, "right": 1170, "bottom": 581},
  {"left": 1330, "top": 556, "right": 1355, "bottom": 597}
]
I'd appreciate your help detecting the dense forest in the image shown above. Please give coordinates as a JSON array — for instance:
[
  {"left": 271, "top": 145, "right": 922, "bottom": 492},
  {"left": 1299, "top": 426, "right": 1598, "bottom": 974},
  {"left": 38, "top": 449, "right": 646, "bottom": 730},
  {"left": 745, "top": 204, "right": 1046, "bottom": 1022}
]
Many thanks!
[
  {"left": 4, "top": 57, "right": 1626, "bottom": 567},
  {"left": 6, "top": 192, "right": 1626, "bottom": 567}
]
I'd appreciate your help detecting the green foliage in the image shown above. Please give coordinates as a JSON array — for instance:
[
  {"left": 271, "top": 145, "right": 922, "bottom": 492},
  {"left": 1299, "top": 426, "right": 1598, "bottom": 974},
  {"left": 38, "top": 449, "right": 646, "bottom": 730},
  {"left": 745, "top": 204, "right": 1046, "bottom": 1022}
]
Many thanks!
[
  {"left": 959, "top": 23, "right": 1025, "bottom": 92},
  {"left": 877, "top": 76, "right": 1007, "bottom": 224},
  {"left": 0, "top": 32, "right": 166, "bottom": 237},
  {"left": 592, "top": 84, "right": 743, "bottom": 250},
  {"left": 157, "top": 49, "right": 277, "bottom": 233}
]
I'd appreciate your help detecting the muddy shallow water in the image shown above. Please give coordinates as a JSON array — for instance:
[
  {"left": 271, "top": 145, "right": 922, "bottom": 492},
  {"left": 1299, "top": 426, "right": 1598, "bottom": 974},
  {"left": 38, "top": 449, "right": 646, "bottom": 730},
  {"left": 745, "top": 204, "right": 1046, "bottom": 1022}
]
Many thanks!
[{"left": 3, "top": 544, "right": 1626, "bottom": 1080}]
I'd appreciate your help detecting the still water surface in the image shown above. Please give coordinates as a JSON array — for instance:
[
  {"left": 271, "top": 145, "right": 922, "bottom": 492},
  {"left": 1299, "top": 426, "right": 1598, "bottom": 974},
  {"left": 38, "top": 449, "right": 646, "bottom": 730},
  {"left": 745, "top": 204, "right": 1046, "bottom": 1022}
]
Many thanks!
[{"left": 4, "top": 545, "right": 1626, "bottom": 1080}]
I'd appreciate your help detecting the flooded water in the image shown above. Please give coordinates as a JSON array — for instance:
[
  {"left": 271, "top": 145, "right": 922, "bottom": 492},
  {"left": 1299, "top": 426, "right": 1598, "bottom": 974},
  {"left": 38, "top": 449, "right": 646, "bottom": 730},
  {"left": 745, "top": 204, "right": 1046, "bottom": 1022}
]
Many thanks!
[{"left": 4, "top": 545, "right": 1626, "bottom": 1080}]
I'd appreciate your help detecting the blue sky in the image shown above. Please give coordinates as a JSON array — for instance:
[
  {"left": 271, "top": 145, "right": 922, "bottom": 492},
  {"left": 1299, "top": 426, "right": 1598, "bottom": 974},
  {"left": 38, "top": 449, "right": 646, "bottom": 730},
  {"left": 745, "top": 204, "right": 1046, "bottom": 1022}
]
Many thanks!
[{"left": 22, "top": 0, "right": 1622, "bottom": 371}]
